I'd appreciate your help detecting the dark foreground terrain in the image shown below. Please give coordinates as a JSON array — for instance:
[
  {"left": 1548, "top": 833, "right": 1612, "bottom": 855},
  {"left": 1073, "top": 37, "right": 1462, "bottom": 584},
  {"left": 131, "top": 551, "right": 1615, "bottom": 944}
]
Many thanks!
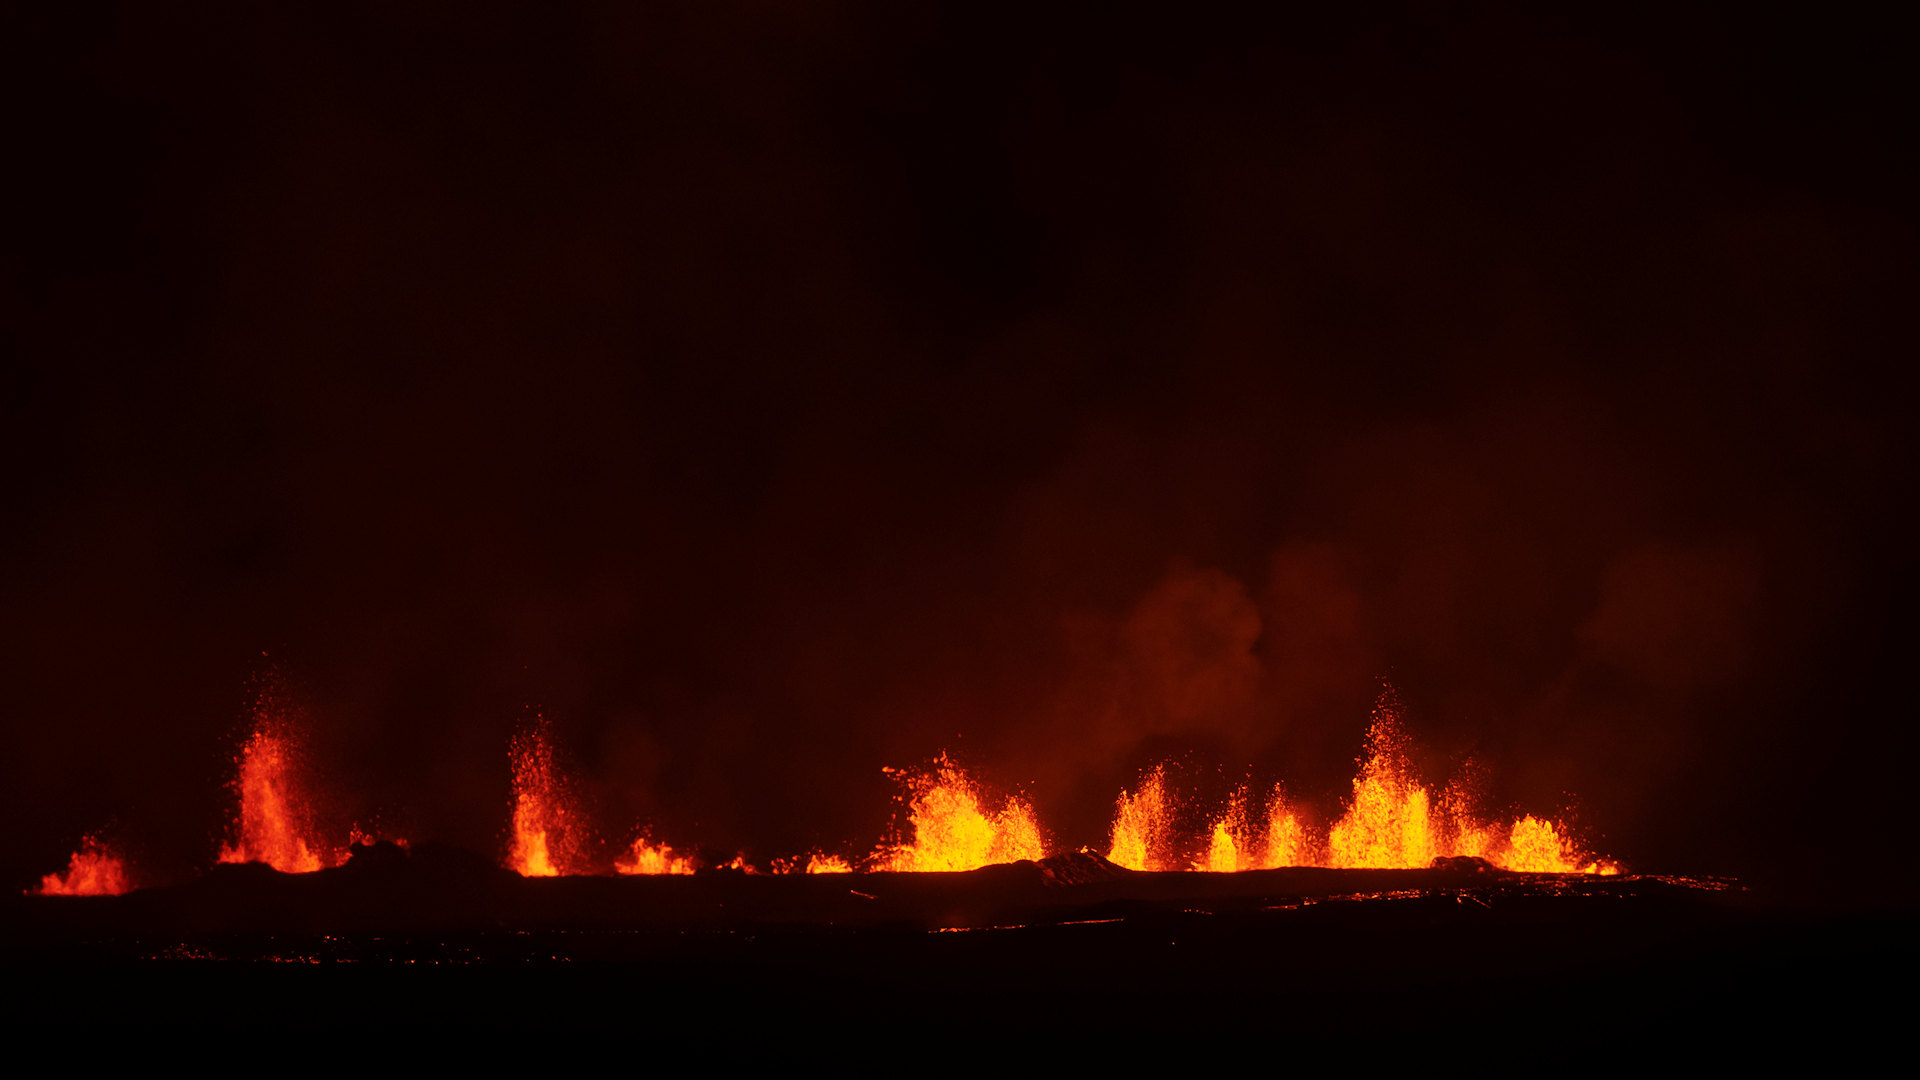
[{"left": 6, "top": 845, "right": 1908, "bottom": 1055}]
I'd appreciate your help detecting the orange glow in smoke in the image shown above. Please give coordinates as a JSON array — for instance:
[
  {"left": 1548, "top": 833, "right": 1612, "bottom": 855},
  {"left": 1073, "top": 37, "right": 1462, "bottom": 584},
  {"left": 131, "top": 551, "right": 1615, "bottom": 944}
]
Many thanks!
[
  {"left": 875, "top": 753, "right": 1045, "bottom": 872},
  {"left": 217, "top": 690, "right": 336, "bottom": 873},
  {"left": 32, "top": 836, "right": 131, "bottom": 896},
  {"left": 507, "top": 716, "right": 580, "bottom": 877}
]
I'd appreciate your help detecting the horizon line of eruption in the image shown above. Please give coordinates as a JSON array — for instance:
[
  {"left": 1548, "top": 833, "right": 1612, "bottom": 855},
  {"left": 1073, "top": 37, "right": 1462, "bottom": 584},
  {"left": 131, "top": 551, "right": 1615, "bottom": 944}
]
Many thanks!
[{"left": 28, "top": 683, "right": 1617, "bottom": 888}]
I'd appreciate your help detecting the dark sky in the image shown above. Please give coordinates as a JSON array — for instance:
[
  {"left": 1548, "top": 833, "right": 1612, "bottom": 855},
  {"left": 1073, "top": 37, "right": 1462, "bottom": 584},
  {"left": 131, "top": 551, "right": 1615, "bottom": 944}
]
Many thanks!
[{"left": 5, "top": 2, "right": 1914, "bottom": 896}]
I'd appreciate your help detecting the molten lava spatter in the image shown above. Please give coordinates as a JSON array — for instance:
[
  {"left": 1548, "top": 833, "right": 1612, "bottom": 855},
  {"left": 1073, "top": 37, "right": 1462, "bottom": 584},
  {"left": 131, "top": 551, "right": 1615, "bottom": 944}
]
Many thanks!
[
  {"left": 1327, "top": 701, "right": 1438, "bottom": 869},
  {"left": 37, "top": 668, "right": 1617, "bottom": 882},
  {"left": 875, "top": 754, "right": 1045, "bottom": 872},
  {"left": 1501, "top": 815, "right": 1589, "bottom": 873},
  {"left": 615, "top": 835, "right": 695, "bottom": 875},
  {"left": 1197, "top": 788, "right": 1258, "bottom": 872},
  {"left": 1107, "top": 691, "right": 1614, "bottom": 873},
  {"left": 1256, "top": 786, "right": 1309, "bottom": 869},
  {"left": 1106, "top": 766, "right": 1174, "bottom": 871},
  {"left": 347, "top": 821, "right": 407, "bottom": 850},
  {"left": 1325, "top": 698, "right": 1609, "bottom": 872},
  {"left": 771, "top": 853, "right": 855, "bottom": 874},
  {"left": 32, "top": 835, "right": 131, "bottom": 896},
  {"left": 507, "top": 716, "right": 581, "bottom": 877},
  {"left": 218, "top": 689, "right": 336, "bottom": 873}
]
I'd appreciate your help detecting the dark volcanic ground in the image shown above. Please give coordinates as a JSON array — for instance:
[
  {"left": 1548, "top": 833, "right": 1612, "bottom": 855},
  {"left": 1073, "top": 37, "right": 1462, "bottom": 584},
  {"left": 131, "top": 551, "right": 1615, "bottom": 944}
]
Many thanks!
[{"left": 7, "top": 846, "right": 1908, "bottom": 1052}]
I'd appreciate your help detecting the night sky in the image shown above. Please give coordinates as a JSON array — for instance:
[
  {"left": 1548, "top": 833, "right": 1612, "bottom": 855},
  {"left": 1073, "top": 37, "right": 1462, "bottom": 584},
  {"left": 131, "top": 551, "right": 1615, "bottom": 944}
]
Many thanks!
[{"left": 5, "top": 3, "right": 1914, "bottom": 897}]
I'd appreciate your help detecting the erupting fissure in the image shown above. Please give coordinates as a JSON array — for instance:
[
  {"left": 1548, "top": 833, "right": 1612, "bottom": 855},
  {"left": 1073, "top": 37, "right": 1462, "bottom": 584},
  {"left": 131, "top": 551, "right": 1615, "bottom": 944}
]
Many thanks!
[
  {"left": 1105, "top": 694, "right": 1614, "bottom": 874},
  {"left": 28, "top": 676, "right": 1615, "bottom": 890}
]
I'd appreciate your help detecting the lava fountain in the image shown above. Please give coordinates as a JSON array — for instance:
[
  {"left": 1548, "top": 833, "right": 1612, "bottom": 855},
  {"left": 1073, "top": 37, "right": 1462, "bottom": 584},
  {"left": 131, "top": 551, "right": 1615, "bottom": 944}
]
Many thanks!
[
  {"left": 1106, "top": 691, "right": 1615, "bottom": 874},
  {"left": 1196, "top": 787, "right": 1255, "bottom": 872},
  {"left": 507, "top": 715, "right": 583, "bottom": 877},
  {"left": 1326, "top": 698, "right": 1438, "bottom": 868},
  {"left": 1256, "top": 786, "right": 1309, "bottom": 869},
  {"left": 874, "top": 753, "right": 1045, "bottom": 872},
  {"left": 1107, "top": 766, "right": 1175, "bottom": 871},
  {"left": 217, "top": 683, "right": 336, "bottom": 873},
  {"left": 615, "top": 835, "right": 696, "bottom": 876},
  {"left": 32, "top": 835, "right": 132, "bottom": 896},
  {"left": 1324, "top": 695, "right": 1611, "bottom": 872}
]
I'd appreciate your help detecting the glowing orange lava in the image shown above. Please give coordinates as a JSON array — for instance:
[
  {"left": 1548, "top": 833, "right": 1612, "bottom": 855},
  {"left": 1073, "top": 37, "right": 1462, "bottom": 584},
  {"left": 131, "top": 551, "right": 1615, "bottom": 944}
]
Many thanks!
[
  {"left": 1326, "top": 701, "right": 1438, "bottom": 869},
  {"left": 1107, "top": 692, "right": 1614, "bottom": 874},
  {"left": 1106, "top": 766, "right": 1174, "bottom": 871},
  {"left": 507, "top": 716, "right": 581, "bottom": 877},
  {"left": 218, "top": 691, "right": 336, "bottom": 873},
  {"left": 347, "top": 822, "right": 407, "bottom": 850},
  {"left": 615, "top": 835, "right": 696, "bottom": 875},
  {"left": 1255, "top": 785, "right": 1309, "bottom": 869},
  {"left": 32, "top": 836, "right": 131, "bottom": 896},
  {"left": 770, "top": 853, "right": 855, "bottom": 874},
  {"left": 875, "top": 753, "right": 1045, "bottom": 872},
  {"left": 41, "top": 664, "right": 1625, "bottom": 885},
  {"left": 1196, "top": 788, "right": 1261, "bottom": 872},
  {"left": 1501, "top": 814, "right": 1616, "bottom": 874}
]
